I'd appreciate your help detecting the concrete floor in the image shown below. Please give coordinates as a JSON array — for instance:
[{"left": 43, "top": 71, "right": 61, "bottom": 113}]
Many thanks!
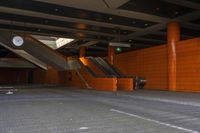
[{"left": 0, "top": 86, "right": 200, "bottom": 133}]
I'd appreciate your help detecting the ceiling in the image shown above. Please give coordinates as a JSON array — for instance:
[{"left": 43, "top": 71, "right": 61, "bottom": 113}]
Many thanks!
[{"left": 0, "top": 0, "right": 199, "bottom": 57}]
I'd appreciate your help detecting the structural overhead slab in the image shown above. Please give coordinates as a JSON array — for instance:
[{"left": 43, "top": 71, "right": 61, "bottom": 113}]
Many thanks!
[{"left": 0, "top": 31, "right": 81, "bottom": 70}]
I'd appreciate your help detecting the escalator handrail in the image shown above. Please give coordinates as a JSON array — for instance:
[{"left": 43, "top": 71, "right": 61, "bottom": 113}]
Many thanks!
[
  {"left": 97, "top": 57, "right": 120, "bottom": 76},
  {"left": 89, "top": 57, "right": 113, "bottom": 76}
]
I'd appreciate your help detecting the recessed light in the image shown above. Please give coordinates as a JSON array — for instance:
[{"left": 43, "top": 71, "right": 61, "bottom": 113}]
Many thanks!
[
  {"left": 145, "top": 23, "right": 148, "bottom": 26},
  {"left": 129, "top": 40, "right": 132, "bottom": 42},
  {"left": 44, "top": 20, "right": 48, "bottom": 23},
  {"left": 37, "top": 29, "right": 41, "bottom": 31},
  {"left": 54, "top": 8, "right": 59, "bottom": 12},
  {"left": 109, "top": 17, "right": 113, "bottom": 20},
  {"left": 156, "top": 7, "right": 160, "bottom": 11},
  {"left": 132, "top": 21, "right": 136, "bottom": 24},
  {"left": 77, "top": 33, "right": 85, "bottom": 37},
  {"left": 175, "top": 11, "right": 179, "bottom": 15}
]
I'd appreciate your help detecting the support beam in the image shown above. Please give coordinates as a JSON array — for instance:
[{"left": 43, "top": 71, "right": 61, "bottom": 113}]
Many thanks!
[
  {"left": 167, "top": 21, "right": 180, "bottom": 91},
  {"left": 108, "top": 46, "right": 115, "bottom": 65},
  {"left": 162, "top": 0, "right": 200, "bottom": 10},
  {"left": 0, "top": 7, "right": 141, "bottom": 32},
  {"left": 181, "top": 22, "right": 200, "bottom": 31},
  {"left": 121, "top": 10, "right": 200, "bottom": 41},
  {"left": 0, "top": 58, "right": 36, "bottom": 68},
  {"left": 0, "top": 19, "right": 116, "bottom": 38},
  {"left": 134, "top": 37, "right": 166, "bottom": 44},
  {"left": 154, "top": 31, "right": 193, "bottom": 39},
  {"left": 80, "top": 41, "right": 98, "bottom": 47},
  {"left": 79, "top": 46, "right": 86, "bottom": 58},
  {"left": 36, "top": 0, "right": 169, "bottom": 23},
  {"left": 120, "top": 23, "right": 166, "bottom": 41}
]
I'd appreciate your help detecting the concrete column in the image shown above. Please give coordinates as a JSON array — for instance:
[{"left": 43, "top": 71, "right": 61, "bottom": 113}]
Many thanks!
[
  {"left": 167, "top": 21, "right": 180, "bottom": 91},
  {"left": 79, "top": 46, "right": 86, "bottom": 58},
  {"left": 108, "top": 46, "right": 115, "bottom": 65}
]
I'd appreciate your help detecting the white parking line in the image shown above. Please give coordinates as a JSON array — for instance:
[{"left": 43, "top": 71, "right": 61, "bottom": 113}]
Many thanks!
[
  {"left": 125, "top": 95, "right": 200, "bottom": 107},
  {"left": 110, "top": 109, "right": 199, "bottom": 133}
]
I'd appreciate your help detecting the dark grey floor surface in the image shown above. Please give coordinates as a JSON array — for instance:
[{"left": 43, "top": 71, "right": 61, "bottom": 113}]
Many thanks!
[{"left": 0, "top": 86, "right": 200, "bottom": 133}]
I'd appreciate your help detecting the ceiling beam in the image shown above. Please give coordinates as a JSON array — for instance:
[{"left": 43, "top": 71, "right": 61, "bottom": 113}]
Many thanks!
[
  {"left": 0, "top": 28, "right": 109, "bottom": 43},
  {"left": 102, "top": 0, "right": 130, "bottom": 9},
  {"left": 162, "top": 0, "right": 200, "bottom": 10},
  {"left": 133, "top": 37, "right": 166, "bottom": 44},
  {"left": 0, "top": 58, "right": 36, "bottom": 68},
  {"left": 175, "top": 10, "right": 200, "bottom": 22},
  {"left": 131, "top": 43, "right": 152, "bottom": 47},
  {"left": 120, "top": 10, "right": 200, "bottom": 41},
  {"left": 65, "top": 46, "right": 107, "bottom": 51},
  {"left": 89, "top": 46, "right": 107, "bottom": 50},
  {"left": 181, "top": 22, "right": 200, "bottom": 31},
  {"left": 120, "top": 23, "right": 167, "bottom": 41},
  {"left": 0, "top": 7, "right": 141, "bottom": 32},
  {"left": 79, "top": 41, "right": 99, "bottom": 47},
  {"left": 0, "top": 19, "right": 116, "bottom": 38},
  {"left": 0, "top": 19, "right": 114, "bottom": 44},
  {"left": 80, "top": 41, "right": 98, "bottom": 47},
  {"left": 36, "top": 0, "right": 169, "bottom": 23},
  {"left": 154, "top": 31, "right": 193, "bottom": 38}
]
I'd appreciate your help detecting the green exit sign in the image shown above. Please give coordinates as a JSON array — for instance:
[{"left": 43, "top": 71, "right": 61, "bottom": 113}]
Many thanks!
[{"left": 116, "top": 47, "right": 122, "bottom": 52}]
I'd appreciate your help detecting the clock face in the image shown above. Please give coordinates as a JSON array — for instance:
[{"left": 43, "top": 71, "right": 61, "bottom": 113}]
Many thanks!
[{"left": 12, "top": 36, "right": 24, "bottom": 47}]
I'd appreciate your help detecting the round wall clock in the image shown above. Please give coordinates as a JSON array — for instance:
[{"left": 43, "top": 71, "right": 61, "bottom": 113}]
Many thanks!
[{"left": 12, "top": 36, "right": 24, "bottom": 47}]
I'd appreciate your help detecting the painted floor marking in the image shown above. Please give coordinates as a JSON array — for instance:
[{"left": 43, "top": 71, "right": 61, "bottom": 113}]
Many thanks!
[{"left": 110, "top": 109, "right": 199, "bottom": 133}]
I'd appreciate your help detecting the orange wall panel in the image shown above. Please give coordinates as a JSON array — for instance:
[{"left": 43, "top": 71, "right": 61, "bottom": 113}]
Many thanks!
[
  {"left": 30, "top": 37, "right": 200, "bottom": 93},
  {"left": 114, "top": 45, "right": 168, "bottom": 90},
  {"left": 117, "top": 78, "right": 134, "bottom": 91},
  {"left": 114, "top": 37, "right": 200, "bottom": 92},
  {"left": 176, "top": 38, "right": 200, "bottom": 92},
  {"left": 79, "top": 67, "right": 117, "bottom": 91},
  {"left": 33, "top": 67, "right": 62, "bottom": 84},
  {"left": 0, "top": 68, "right": 30, "bottom": 84},
  {"left": 65, "top": 70, "right": 87, "bottom": 88}
]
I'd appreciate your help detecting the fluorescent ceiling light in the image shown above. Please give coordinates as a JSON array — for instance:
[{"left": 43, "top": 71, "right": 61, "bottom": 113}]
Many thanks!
[
  {"left": 56, "top": 38, "right": 74, "bottom": 49},
  {"left": 32, "top": 35, "right": 74, "bottom": 49},
  {"left": 109, "top": 42, "right": 131, "bottom": 47}
]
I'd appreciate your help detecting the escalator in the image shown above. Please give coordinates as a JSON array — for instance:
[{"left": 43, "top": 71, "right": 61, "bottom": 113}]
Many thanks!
[
  {"left": 87, "top": 57, "right": 111, "bottom": 77},
  {"left": 88, "top": 57, "right": 124, "bottom": 77},
  {"left": 87, "top": 57, "right": 134, "bottom": 91},
  {"left": 78, "top": 59, "right": 98, "bottom": 77},
  {"left": 97, "top": 57, "right": 122, "bottom": 77},
  {"left": 77, "top": 58, "right": 117, "bottom": 91}
]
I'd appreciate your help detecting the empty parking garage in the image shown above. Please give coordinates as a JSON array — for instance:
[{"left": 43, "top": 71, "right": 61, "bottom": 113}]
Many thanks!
[{"left": 0, "top": 0, "right": 200, "bottom": 133}]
